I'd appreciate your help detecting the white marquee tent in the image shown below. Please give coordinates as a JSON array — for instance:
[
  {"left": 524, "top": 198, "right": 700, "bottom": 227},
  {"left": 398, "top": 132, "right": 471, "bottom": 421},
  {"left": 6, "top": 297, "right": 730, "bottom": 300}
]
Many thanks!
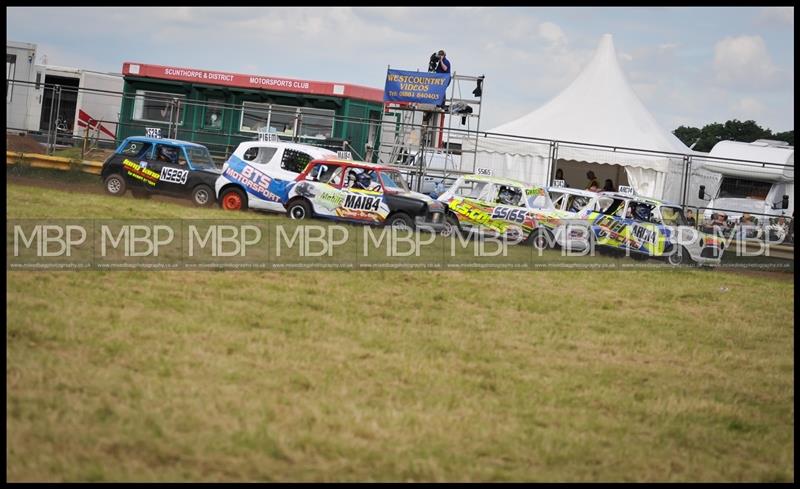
[{"left": 473, "top": 33, "right": 695, "bottom": 202}]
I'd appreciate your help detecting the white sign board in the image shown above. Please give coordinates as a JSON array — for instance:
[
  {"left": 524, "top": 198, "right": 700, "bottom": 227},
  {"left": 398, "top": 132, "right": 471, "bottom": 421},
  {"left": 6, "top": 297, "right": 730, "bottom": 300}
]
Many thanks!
[
  {"left": 145, "top": 127, "right": 162, "bottom": 139},
  {"left": 337, "top": 151, "right": 353, "bottom": 160},
  {"left": 552, "top": 179, "right": 565, "bottom": 188},
  {"left": 476, "top": 167, "right": 494, "bottom": 176},
  {"left": 618, "top": 185, "right": 636, "bottom": 195}
]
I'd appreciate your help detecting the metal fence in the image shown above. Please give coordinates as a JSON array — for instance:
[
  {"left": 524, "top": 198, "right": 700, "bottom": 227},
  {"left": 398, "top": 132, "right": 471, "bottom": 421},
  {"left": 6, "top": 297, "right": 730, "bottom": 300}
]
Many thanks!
[{"left": 6, "top": 78, "right": 794, "bottom": 246}]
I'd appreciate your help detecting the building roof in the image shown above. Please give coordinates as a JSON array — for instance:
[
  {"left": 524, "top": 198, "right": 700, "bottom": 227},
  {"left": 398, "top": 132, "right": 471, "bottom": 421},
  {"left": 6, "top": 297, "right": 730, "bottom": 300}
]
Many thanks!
[{"left": 122, "top": 62, "right": 384, "bottom": 103}]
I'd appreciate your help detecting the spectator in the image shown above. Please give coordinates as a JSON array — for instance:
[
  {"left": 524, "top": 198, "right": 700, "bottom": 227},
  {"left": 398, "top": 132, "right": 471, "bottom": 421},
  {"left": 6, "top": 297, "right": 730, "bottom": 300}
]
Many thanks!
[
  {"left": 685, "top": 209, "right": 696, "bottom": 227},
  {"left": 555, "top": 168, "right": 569, "bottom": 186},
  {"left": 603, "top": 179, "right": 614, "bottom": 192},
  {"left": 585, "top": 171, "right": 599, "bottom": 190}
]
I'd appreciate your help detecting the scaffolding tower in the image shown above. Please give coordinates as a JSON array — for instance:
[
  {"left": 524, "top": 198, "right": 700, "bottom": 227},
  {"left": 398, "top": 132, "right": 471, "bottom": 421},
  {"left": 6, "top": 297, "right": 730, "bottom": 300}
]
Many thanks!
[{"left": 377, "top": 71, "right": 485, "bottom": 193}]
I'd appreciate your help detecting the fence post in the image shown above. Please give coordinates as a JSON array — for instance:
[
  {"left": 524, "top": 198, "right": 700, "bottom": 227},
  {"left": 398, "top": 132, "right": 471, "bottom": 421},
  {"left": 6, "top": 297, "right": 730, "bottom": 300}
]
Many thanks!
[{"left": 681, "top": 154, "right": 691, "bottom": 208}]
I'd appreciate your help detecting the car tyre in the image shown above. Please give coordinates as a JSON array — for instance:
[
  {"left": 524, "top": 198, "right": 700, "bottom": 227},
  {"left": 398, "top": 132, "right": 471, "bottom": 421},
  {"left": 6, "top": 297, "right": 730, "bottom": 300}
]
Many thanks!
[
  {"left": 192, "top": 184, "right": 215, "bottom": 207},
  {"left": 104, "top": 173, "right": 126, "bottom": 197},
  {"left": 667, "top": 246, "right": 692, "bottom": 266},
  {"left": 220, "top": 187, "right": 248, "bottom": 211},
  {"left": 529, "top": 228, "right": 551, "bottom": 251},
  {"left": 287, "top": 199, "right": 312, "bottom": 220},
  {"left": 386, "top": 213, "right": 414, "bottom": 230},
  {"left": 441, "top": 214, "right": 461, "bottom": 237}
]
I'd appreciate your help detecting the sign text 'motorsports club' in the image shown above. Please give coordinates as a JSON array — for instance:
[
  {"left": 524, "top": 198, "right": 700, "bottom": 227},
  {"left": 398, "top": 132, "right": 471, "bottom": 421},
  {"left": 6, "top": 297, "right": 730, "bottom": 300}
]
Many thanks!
[{"left": 122, "top": 62, "right": 384, "bottom": 103}]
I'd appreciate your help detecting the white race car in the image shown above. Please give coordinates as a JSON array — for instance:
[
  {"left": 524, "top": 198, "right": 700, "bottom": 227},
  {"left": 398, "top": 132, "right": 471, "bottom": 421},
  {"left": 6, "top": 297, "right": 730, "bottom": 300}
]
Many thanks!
[{"left": 215, "top": 139, "right": 335, "bottom": 212}]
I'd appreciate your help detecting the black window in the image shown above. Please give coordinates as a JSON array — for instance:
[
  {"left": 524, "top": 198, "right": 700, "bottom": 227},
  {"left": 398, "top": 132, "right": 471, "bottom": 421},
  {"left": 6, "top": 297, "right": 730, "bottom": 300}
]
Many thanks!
[
  {"left": 119, "top": 141, "right": 153, "bottom": 158},
  {"left": 281, "top": 149, "right": 313, "bottom": 174}
]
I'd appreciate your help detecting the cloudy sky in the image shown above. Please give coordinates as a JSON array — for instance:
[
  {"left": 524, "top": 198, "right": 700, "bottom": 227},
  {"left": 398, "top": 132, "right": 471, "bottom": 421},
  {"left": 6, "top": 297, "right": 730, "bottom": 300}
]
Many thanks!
[{"left": 6, "top": 6, "right": 794, "bottom": 132}]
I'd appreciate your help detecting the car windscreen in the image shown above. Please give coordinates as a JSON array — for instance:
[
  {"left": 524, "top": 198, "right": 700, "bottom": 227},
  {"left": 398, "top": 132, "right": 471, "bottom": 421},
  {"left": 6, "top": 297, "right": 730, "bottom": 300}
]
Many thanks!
[
  {"left": 186, "top": 147, "right": 217, "bottom": 170},
  {"left": 660, "top": 206, "right": 687, "bottom": 226},
  {"left": 379, "top": 170, "right": 410, "bottom": 191}
]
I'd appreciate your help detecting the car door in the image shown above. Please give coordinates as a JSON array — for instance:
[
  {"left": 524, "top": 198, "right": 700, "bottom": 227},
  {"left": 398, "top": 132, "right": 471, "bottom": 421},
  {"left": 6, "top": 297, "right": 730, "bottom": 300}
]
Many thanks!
[
  {"left": 487, "top": 184, "right": 533, "bottom": 239},
  {"left": 336, "top": 167, "right": 385, "bottom": 224},
  {"left": 149, "top": 143, "right": 190, "bottom": 196},
  {"left": 115, "top": 139, "right": 155, "bottom": 190}
]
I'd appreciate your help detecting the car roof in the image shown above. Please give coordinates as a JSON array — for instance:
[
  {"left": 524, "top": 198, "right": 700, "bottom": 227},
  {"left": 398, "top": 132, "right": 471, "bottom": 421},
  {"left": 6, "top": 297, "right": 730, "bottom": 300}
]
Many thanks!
[
  {"left": 124, "top": 136, "right": 207, "bottom": 148},
  {"left": 313, "top": 158, "right": 391, "bottom": 170},
  {"left": 460, "top": 173, "right": 532, "bottom": 188},
  {"left": 234, "top": 140, "right": 337, "bottom": 156},
  {"left": 597, "top": 191, "right": 677, "bottom": 207},
  {"left": 547, "top": 186, "right": 597, "bottom": 197}
]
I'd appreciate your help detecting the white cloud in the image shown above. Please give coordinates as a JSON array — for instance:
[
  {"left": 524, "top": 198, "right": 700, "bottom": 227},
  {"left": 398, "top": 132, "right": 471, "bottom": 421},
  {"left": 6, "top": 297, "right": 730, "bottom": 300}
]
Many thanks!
[
  {"left": 731, "top": 97, "right": 766, "bottom": 118},
  {"left": 538, "top": 22, "right": 567, "bottom": 46},
  {"left": 757, "top": 7, "right": 793, "bottom": 27},
  {"left": 713, "top": 35, "right": 780, "bottom": 89}
]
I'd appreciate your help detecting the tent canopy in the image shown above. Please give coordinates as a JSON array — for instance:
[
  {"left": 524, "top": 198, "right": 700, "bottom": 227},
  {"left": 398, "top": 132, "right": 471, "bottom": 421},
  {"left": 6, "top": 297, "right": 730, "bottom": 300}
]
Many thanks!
[{"left": 474, "top": 34, "right": 691, "bottom": 200}]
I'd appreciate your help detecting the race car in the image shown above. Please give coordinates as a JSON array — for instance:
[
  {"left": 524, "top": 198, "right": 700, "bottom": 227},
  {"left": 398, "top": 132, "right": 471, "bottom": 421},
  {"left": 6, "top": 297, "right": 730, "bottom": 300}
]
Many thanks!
[
  {"left": 283, "top": 157, "right": 445, "bottom": 231},
  {"left": 101, "top": 136, "right": 221, "bottom": 206},
  {"left": 216, "top": 138, "right": 336, "bottom": 212},
  {"left": 436, "top": 174, "right": 590, "bottom": 248},
  {"left": 576, "top": 187, "right": 724, "bottom": 265}
]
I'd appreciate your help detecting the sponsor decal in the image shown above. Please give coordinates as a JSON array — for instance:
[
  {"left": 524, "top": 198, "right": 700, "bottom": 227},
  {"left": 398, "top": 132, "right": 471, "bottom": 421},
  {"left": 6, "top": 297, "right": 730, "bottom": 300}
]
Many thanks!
[
  {"left": 160, "top": 166, "right": 189, "bottom": 185},
  {"left": 123, "top": 158, "right": 160, "bottom": 186},
  {"left": 319, "top": 191, "right": 343, "bottom": 207},
  {"left": 491, "top": 206, "right": 528, "bottom": 224},
  {"left": 223, "top": 155, "right": 287, "bottom": 203},
  {"left": 448, "top": 198, "right": 509, "bottom": 234},
  {"left": 343, "top": 193, "right": 382, "bottom": 212}
]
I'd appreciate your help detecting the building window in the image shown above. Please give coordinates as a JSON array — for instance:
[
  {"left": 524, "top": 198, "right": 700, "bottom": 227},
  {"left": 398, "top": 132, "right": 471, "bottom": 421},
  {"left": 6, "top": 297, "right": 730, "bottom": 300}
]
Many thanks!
[
  {"left": 297, "top": 106, "right": 335, "bottom": 139},
  {"left": 239, "top": 102, "right": 334, "bottom": 138},
  {"left": 7, "top": 54, "right": 17, "bottom": 103},
  {"left": 203, "top": 98, "right": 224, "bottom": 130},
  {"left": 132, "top": 90, "right": 185, "bottom": 125}
]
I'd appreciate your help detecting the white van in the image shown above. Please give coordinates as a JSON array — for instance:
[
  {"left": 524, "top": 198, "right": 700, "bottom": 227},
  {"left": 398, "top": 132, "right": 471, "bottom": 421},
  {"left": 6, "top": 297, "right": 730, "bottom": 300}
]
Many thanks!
[{"left": 215, "top": 140, "right": 336, "bottom": 212}]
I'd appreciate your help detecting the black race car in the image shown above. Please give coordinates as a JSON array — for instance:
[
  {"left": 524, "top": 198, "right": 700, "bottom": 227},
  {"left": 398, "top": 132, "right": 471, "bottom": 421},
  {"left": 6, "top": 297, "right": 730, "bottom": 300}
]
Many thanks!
[{"left": 100, "top": 136, "right": 221, "bottom": 207}]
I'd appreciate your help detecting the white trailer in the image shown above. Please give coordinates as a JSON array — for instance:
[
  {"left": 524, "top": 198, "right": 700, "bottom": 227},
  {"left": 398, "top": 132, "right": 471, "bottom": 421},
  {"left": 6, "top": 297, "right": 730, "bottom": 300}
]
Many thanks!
[
  {"left": 6, "top": 42, "right": 123, "bottom": 142},
  {"left": 694, "top": 139, "right": 794, "bottom": 223}
]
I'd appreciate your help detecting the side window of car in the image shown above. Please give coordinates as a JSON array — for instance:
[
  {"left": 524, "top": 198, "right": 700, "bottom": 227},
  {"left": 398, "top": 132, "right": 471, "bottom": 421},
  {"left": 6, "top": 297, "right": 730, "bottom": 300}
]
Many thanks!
[
  {"left": 281, "top": 149, "right": 313, "bottom": 174},
  {"left": 243, "top": 147, "right": 259, "bottom": 161},
  {"left": 120, "top": 141, "right": 153, "bottom": 158},
  {"left": 257, "top": 147, "right": 278, "bottom": 164},
  {"left": 154, "top": 144, "right": 188, "bottom": 166}
]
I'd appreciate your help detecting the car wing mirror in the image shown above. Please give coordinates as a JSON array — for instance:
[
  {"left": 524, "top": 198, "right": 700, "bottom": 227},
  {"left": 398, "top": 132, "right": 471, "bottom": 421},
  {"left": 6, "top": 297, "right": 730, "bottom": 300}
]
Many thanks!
[{"left": 773, "top": 194, "right": 790, "bottom": 210}]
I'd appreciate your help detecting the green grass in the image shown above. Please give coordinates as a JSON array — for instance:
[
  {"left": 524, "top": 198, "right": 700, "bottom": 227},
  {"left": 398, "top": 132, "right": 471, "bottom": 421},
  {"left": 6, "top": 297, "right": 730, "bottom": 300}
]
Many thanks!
[{"left": 5, "top": 177, "right": 795, "bottom": 482}]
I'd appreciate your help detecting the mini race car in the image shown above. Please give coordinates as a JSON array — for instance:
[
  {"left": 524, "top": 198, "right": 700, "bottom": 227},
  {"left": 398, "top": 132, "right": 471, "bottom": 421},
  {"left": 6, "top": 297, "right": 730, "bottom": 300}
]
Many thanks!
[
  {"left": 215, "top": 138, "right": 335, "bottom": 212},
  {"left": 436, "top": 174, "right": 589, "bottom": 248},
  {"left": 283, "top": 157, "right": 445, "bottom": 231},
  {"left": 101, "top": 136, "right": 221, "bottom": 207},
  {"left": 576, "top": 187, "right": 724, "bottom": 266}
]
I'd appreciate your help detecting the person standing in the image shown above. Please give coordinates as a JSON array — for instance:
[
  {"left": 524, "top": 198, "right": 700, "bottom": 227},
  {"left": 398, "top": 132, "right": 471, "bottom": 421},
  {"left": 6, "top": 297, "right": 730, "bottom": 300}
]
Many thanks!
[{"left": 585, "top": 171, "right": 599, "bottom": 190}]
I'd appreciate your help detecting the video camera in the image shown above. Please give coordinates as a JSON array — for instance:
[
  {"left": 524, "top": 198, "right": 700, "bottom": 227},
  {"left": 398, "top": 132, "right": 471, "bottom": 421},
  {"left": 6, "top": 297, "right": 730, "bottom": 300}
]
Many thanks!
[{"left": 428, "top": 52, "right": 440, "bottom": 72}]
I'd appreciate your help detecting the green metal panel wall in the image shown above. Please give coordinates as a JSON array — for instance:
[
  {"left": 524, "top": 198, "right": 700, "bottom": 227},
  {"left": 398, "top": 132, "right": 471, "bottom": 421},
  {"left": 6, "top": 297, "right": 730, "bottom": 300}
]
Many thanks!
[{"left": 118, "top": 78, "right": 383, "bottom": 161}]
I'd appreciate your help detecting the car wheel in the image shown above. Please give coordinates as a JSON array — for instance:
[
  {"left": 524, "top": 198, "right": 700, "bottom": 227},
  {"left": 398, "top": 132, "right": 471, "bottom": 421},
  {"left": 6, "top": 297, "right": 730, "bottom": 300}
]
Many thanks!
[
  {"left": 104, "top": 173, "right": 127, "bottom": 196},
  {"left": 192, "top": 184, "right": 214, "bottom": 207},
  {"left": 287, "top": 199, "right": 312, "bottom": 220},
  {"left": 667, "top": 246, "right": 692, "bottom": 266},
  {"left": 220, "top": 187, "right": 248, "bottom": 211},
  {"left": 386, "top": 213, "right": 414, "bottom": 230},
  {"left": 529, "top": 228, "right": 551, "bottom": 251},
  {"left": 441, "top": 214, "right": 461, "bottom": 237}
]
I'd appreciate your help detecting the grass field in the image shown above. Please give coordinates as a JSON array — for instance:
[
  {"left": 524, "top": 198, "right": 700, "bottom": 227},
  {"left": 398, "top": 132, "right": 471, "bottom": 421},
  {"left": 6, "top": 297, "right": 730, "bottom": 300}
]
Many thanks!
[{"left": 6, "top": 176, "right": 795, "bottom": 481}]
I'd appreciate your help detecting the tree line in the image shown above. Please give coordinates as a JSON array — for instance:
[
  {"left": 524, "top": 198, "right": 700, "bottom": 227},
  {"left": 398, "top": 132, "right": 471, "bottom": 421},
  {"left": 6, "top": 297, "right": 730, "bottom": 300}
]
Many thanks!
[{"left": 673, "top": 120, "right": 793, "bottom": 153}]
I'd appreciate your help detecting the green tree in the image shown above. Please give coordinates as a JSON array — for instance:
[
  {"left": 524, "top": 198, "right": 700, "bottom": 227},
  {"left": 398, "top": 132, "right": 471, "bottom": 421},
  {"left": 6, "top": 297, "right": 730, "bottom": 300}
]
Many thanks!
[{"left": 672, "top": 119, "right": 794, "bottom": 152}]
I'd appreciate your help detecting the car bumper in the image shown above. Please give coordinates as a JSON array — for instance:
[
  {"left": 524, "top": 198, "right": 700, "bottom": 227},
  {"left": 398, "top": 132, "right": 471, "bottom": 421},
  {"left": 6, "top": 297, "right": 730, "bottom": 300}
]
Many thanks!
[{"left": 415, "top": 212, "right": 445, "bottom": 232}]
